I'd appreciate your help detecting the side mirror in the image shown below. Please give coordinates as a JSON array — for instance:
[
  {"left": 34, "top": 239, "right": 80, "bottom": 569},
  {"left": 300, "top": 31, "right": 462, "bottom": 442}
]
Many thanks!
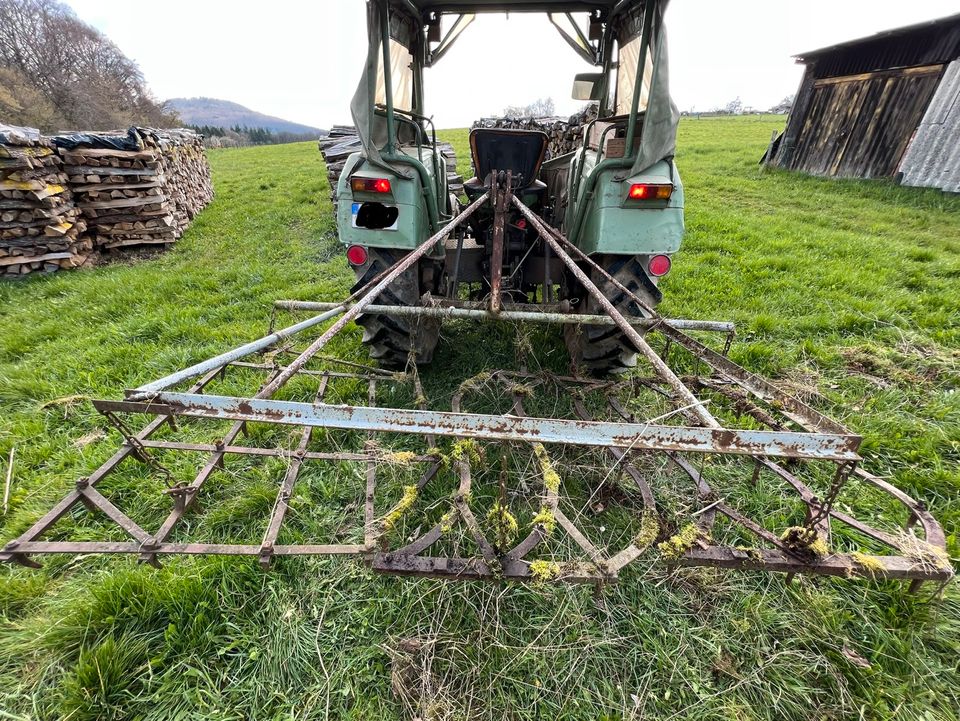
[{"left": 572, "top": 73, "right": 604, "bottom": 101}]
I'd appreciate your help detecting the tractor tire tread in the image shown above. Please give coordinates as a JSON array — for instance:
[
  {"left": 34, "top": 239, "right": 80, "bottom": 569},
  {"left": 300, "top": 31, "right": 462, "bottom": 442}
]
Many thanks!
[
  {"left": 564, "top": 254, "right": 657, "bottom": 376},
  {"left": 352, "top": 248, "right": 441, "bottom": 370}
]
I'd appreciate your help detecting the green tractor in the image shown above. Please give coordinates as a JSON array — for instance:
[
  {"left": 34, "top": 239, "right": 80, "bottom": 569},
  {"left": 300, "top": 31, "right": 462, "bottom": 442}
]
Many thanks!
[{"left": 338, "top": 0, "right": 682, "bottom": 374}]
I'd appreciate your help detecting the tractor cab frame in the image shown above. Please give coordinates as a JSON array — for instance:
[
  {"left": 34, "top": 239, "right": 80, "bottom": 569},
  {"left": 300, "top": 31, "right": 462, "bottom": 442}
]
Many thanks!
[{"left": 339, "top": 0, "right": 685, "bottom": 373}]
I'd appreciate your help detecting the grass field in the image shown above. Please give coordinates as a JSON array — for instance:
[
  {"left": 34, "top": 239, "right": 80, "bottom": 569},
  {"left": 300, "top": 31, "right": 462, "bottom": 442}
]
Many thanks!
[{"left": 1, "top": 116, "right": 959, "bottom": 720}]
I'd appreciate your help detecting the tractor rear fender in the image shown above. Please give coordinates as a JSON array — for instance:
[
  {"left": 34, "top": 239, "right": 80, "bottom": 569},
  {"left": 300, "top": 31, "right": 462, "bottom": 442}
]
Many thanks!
[
  {"left": 337, "top": 150, "right": 436, "bottom": 251},
  {"left": 573, "top": 158, "right": 685, "bottom": 256}
]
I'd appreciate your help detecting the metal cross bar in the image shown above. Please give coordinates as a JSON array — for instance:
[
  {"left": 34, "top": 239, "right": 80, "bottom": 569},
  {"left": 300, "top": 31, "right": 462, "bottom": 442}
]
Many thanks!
[
  {"left": 129, "top": 306, "right": 349, "bottom": 399},
  {"left": 92, "top": 393, "right": 862, "bottom": 461},
  {"left": 273, "top": 300, "right": 736, "bottom": 333}
]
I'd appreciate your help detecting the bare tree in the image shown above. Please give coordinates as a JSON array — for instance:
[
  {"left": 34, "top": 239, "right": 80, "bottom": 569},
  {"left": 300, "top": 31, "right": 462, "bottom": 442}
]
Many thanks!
[
  {"left": 721, "top": 97, "right": 744, "bottom": 115},
  {"left": 768, "top": 94, "right": 795, "bottom": 115},
  {"left": 0, "top": 0, "right": 177, "bottom": 131},
  {"left": 503, "top": 97, "right": 556, "bottom": 119},
  {"left": 0, "top": 65, "right": 67, "bottom": 128}
]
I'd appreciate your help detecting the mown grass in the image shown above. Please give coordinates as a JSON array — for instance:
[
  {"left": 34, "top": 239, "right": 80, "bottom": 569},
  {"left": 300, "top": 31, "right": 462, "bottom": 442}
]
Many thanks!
[{"left": 0, "top": 117, "right": 958, "bottom": 720}]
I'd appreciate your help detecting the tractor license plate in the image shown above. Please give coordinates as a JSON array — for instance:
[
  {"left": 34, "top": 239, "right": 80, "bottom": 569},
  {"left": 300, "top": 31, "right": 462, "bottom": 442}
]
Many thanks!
[{"left": 351, "top": 202, "right": 399, "bottom": 231}]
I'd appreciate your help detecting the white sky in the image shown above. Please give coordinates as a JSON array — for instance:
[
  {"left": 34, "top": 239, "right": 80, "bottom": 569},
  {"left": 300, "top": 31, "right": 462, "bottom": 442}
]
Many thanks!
[{"left": 65, "top": 1, "right": 959, "bottom": 130}]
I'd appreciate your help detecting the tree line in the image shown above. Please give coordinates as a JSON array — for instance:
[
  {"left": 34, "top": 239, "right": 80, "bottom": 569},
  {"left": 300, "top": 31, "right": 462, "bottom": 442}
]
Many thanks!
[
  {"left": 188, "top": 124, "right": 319, "bottom": 148},
  {"left": 0, "top": 0, "right": 177, "bottom": 131},
  {"left": 682, "top": 95, "right": 795, "bottom": 116}
]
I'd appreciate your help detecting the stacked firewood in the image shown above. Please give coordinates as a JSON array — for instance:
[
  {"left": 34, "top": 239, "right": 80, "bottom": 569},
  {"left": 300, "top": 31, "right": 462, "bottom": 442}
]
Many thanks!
[
  {"left": 436, "top": 141, "right": 463, "bottom": 197},
  {"left": 318, "top": 125, "right": 461, "bottom": 211},
  {"left": 56, "top": 128, "right": 212, "bottom": 250},
  {"left": 472, "top": 105, "right": 599, "bottom": 159},
  {"left": 59, "top": 136, "right": 175, "bottom": 250},
  {"left": 318, "top": 126, "right": 361, "bottom": 210},
  {"left": 144, "top": 129, "right": 214, "bottom": 234},
  {"left": 0, "top": 124, "right": 90, "bottom": 277}
]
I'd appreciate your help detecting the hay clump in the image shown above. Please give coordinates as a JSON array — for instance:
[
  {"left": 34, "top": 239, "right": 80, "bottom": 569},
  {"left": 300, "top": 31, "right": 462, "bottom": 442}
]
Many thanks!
[
  {"left": 897, "top": 532, "right": 954, "bottom": 574},
  {"left": 531, "top": 507, "right": 556, "bottom": 535},
  {"left": 532, "top": 443, "right": 561, "bottom": 493},
  {"left": 851, "top": 551, "right": 886, "bottom": 578},
  {"left": 450, "top": 439, "right": 482, "bottom": 466},
  {"left": 529, "top": 560, "right": 561, "bottom": 583},
  {"left": 634, "top": 510, "right": 660, "bottom": 551},
  {"left": 384, "top": 485, "right": 418, "bottom": 532},
  {"left": 780, "top": 526, "right": 829, "bottom": 557},
  {"left": 383, "top": 451, "right": 417, "bottom": 466},
  {"left": 487, "top": 501, "right": 518, "bottom": 548},
  {"left": 658, "top": 523, "right": 704, "bottom": 559}
]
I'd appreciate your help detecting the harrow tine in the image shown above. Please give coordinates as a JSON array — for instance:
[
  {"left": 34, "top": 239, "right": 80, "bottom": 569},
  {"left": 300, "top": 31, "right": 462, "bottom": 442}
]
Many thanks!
[
  {"left": 0, "top": 366, "right": 224, "bottom": 568},
  {"left": 258, "top": 378, "right": 330, "bottom": 569}
]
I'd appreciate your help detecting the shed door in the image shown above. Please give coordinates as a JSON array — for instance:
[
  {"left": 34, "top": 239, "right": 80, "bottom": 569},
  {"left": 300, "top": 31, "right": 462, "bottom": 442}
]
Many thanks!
[{"left": 790, "top": 65, "right": 943, "bottom": 178}]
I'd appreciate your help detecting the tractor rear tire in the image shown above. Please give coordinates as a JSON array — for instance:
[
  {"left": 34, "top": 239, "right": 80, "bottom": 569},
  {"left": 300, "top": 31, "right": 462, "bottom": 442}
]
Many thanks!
[
  {"left": 564, "top": 254, "right": 659, "bottom": 376},
  {"left": 352, "top": 248, "right": 442, "bottom": 370}
]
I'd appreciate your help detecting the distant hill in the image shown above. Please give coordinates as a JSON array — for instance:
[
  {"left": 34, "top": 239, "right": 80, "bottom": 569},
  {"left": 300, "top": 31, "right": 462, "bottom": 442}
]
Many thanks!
[{"left": 167, "top": 97, "right": 325, "bottom": 136}]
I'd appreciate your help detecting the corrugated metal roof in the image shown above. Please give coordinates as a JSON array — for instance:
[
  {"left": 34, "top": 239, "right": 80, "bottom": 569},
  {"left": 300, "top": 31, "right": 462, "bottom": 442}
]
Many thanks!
[
  {"left": 795, "top": 12, "right": 960, "bottom": 60},
  {"left": 790, "top": 13, "right": 960, "bottom": 80},
  {"left": 899, "top": 60, "right": 960, "bottom": 193}
]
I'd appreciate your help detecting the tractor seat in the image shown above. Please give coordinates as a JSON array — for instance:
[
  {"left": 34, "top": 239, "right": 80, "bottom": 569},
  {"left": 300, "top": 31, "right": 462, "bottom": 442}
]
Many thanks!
[{"left": 464, "top": 128, "right": 549, "bottom": 195}]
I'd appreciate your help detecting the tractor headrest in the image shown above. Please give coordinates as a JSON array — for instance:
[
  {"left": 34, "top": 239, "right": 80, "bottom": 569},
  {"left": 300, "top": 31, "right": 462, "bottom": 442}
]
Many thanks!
[{"left": 469, "top": 128, "right": 549, "bottom": 189}]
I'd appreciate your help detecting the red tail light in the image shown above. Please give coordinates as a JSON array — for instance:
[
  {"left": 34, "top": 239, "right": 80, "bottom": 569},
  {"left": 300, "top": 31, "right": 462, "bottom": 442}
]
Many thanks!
[
  {"left": 351, "top": 177, "right": 391, "bottom": 194},
  {"left": 628, "top": 183, "right": 673, "bottom": 200},
  {"left": 346, "top": 245, "right": 368, "bottom": 266},
  {"left": 648, "top": 254, "right": 671, "bottom": 277}
]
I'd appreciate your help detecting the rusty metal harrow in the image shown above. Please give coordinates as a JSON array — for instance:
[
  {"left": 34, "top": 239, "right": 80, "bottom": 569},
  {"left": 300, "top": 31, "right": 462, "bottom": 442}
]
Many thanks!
[{"left": 1, "top": 191, "right": 951, "bottom": 588}]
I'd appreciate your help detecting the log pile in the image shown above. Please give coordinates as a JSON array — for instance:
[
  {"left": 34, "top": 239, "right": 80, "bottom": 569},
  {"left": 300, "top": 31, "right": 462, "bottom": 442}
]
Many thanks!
[
  {"left": 145, "top": 129, "right": 214, "bottom": 234},
  {"left": 56, "top": 128, "right": 212, "bottom": 250},
  {"left": 471, "top": 105, "right": 599, "bottom": 159},
  {"left": 0, "top": 125, "right": 212, "bottom": 277},
  {"left": 437, "top": 141, "right": 463, "bottom": 197},
  {"left": 0, "top": 124, "right": 90, "bottom": 277},
  {"left": 319, "top": 125, "right": 461, "bottom": 211},
  {"left": 319, "top": 126, "right": 361, "bottom": 210}
]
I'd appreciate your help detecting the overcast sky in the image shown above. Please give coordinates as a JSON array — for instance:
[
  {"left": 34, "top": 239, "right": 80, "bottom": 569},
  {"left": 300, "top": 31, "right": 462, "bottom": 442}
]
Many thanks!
[{"left": 65, "top": 1, "right": 958, "bottom": 130}]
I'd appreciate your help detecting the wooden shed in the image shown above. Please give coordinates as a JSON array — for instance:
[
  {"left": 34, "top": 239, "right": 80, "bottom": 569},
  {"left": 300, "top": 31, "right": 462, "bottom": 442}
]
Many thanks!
[{"left": 772, "top": 13, "right": 960, "bottom": 186}]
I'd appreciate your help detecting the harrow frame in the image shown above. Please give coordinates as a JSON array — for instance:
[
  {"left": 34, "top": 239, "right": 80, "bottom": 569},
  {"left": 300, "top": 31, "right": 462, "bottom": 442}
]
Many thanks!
[{"left": 1, "top": 186, "right": 951, "bottom": 588}]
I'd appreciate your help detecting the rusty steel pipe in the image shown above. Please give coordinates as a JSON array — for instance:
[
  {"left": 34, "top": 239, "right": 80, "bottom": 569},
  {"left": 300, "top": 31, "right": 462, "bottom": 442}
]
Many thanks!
[
  {"left": 511, "top": 196, "right": 719, "bottom": 428},
  {"left": 273, "top": 300, "right": 736, "bottom": 333},
  {"left": 129, "top": 266, "right": 402, "bottom": 400},
  {"left": 488, "top": 176, "right": 510, "bottom": 313},
  {"left": 128, "top": 306, "right": 349, "bottom": 399}
]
